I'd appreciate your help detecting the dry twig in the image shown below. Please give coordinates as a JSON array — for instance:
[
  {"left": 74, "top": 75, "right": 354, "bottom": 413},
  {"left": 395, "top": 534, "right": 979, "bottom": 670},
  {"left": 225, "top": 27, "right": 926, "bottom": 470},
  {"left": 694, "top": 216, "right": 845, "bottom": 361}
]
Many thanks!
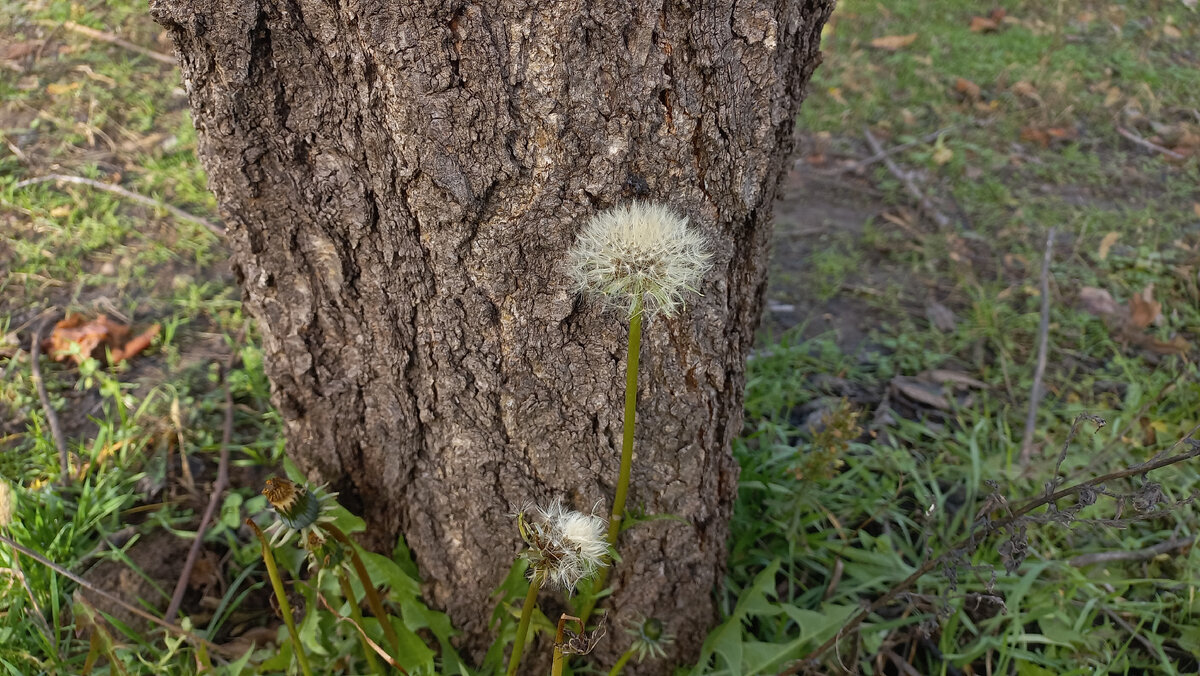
[
  {"left": 1116, "top": 126, "right": 1187, "bottom": 160},
  {"left": 164, "top": 355, "right": 236, "bottom": 621},
  {"left": 29, "top": 316, "right": 70, "bottom": 484},
  {"left": 1020, "top": 228, "right": 1056, "bottom": 462},
  {"left": 12, "top": 174, "right": 224, "bottom": 237},
  {"left": 862, "top": 126, "right": 953, "bottom": 231},
  {"left": 811, "top": 127, "right": 953, "bottom": 176},
  {"left": 50, "top": 20, "right": 176, "bottom": 66},
  {"left": 0, "top": 534, "right": 239, "bottom": 659},
  {"left": 1069, "top": 537, "right": 1194, "bottom": 567}
]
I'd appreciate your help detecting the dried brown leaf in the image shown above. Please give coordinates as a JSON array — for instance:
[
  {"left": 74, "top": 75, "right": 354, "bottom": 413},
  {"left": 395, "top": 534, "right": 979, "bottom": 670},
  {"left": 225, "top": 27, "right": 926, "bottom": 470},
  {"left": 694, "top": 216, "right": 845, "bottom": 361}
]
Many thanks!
[
  {"left": 969, "top": 16, "right": 999, "bottom": 32},
  {"left": 954, "top": 77, "right": 982, "bottom": 102},
  {"left": 870, "top": 33, "right": 918, "bottom": 50},
  {"left": 1079, "top": 287, "right": 1121, "bottom": 317},
  {"left": 1098, "top": 231, "right": 1120, "bottom": 261},
  {"left": 891, "top": 376, "right": 951, "bottom": 410},
  {"left": 1128, "top": 285, "right": 1161, "bottom": 329}
]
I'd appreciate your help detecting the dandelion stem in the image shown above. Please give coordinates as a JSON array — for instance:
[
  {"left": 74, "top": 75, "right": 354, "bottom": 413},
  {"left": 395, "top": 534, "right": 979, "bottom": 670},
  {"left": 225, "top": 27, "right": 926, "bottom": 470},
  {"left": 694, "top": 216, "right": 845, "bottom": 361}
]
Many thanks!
[
  {"left": 580, "top": 298, "right": 644, "bottom": 623},
  {"left": 246, "top": 519, "right": 313, "bottom": 676},
  {"left": 609, "top": 301, "right": 643, "bottom": 548},
  {"left": 550, "top": 613, "right": 572, "bottom": 676},
  {"left": 607, "top": 649, "right": 635, "bottom": 676},
  {"left": 325, "top": 523, "right": 404, "bottom": 663},
  {"left": 506, "top": 575, "right": 543, "bottom": 676},
  {"left": 339, "top": 570, "right": 385, "bottom": 675}
]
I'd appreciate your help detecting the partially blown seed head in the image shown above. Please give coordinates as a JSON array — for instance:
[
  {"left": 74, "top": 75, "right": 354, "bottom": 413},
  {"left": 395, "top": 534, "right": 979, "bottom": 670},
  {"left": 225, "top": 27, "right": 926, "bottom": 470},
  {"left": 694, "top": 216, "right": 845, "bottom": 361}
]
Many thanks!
[
  {"left": 517, "top": 500, "right": 608, "bottom": 593},
  {"left": 567, "top": 201, "right": 712, "bottom": 319}
]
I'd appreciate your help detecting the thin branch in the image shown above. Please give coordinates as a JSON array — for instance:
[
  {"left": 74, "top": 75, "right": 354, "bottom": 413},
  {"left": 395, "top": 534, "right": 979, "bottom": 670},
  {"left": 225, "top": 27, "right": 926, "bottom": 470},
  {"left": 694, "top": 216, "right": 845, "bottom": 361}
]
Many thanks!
[
  {"left": 785, "top": 422, "right": 1200, "bottom": 674},
  {"left": 810, "top": 128, "right": 953, "bottom": 176},
  {"left": 48, "top": 20, "right": 176, "bottom": 66},
  {"left": 1020, "top": 227, "right": 1056, "bottom": 461},
  {"left": 1116, "top": 126, "right": 1187, "bottom": 160},
  {"left": 12, "top": 174, "right": 224, "bottom": 237},
  {"left": 164, "top": 357, "right": 236, "bottom": 620},
  {"left": 0, "top": 534, "right": 240, "bottom": 659},
  {"left": 1069, "top": 537, "right": 1194, "bottom": 567},
  {"left": 862, "top": 126, "right": 953, "bottom": 231},
  {"left": 29, "top": 316, "right": 70, "bottom": 485}
]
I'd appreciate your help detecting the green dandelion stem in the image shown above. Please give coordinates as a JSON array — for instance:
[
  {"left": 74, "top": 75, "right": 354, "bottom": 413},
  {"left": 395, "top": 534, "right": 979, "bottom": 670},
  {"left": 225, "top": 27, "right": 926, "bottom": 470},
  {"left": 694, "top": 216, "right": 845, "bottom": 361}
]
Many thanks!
[
  {"left": 580, "top": 297, "right": 644, "bottom": 623},
  {"left": 506, "top": 575, "right": 543, "bottom": 676},
  {"left": 339, "top": 570, "right": 385, "bottom": 675},
  {"left": 247, "top": 519, "right": 313, "bottom": 676},
  {"left": 609, "top": 300, "right": 643, "bottom": 547},
  {"left": 607, "top": 649, "right": 636, "bottom": 676},
  {"left": 326, "top": 523, "right": 404, "bottom": 664}
]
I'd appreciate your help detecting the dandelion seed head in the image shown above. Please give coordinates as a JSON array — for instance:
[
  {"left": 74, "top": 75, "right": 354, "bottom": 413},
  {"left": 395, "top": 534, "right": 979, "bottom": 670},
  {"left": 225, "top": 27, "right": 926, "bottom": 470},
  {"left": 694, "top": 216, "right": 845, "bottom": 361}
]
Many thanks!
[
  {"left": 518, "top": 500, "right": 608, "bottom": 593},
  {"left": 567, "top": 201, "right": 712, "bottom": 319}
]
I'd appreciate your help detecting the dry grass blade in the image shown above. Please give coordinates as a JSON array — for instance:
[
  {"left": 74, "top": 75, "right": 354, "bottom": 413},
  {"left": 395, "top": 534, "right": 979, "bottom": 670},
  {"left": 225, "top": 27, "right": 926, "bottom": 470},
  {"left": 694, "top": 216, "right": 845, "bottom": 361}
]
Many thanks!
[{"left": 29, "top": 316, "right": 70, "bottom": 485}]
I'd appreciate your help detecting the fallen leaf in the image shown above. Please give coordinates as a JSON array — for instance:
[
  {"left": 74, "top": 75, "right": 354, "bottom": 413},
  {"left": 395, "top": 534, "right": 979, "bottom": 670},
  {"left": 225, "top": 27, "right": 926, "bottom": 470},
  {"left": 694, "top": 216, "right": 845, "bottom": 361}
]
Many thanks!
[
  {"left": 925, "top": 369, "right": 989, "bottom": 389},
  {"left": 1103, "top": 86, "right": 1123, "bottom": 108},
  {"left": 1019, "top": 125, "right": 1077, "bottom": 147},
  {"left": 1142, "top": 334, "right": 1190, "bottom": 355},
  {"left": 42, "top": 314, "right": 159, "bottom": 365},
  {"left": 1, "top": 40, "right": 43, "bottom": 61},
  {"left": 891, "top": 376, "right": 952, "bottom": 410},
  {"left": 1011, "top": 80, "right": 1041, "bottom": 104},
  {"left": 932, "top": 145, "right": 954, "bottom": 165},
  {"left": 1098, "top": 231, "right": 1120, "bottom": 260},
  {"left": 1163, "top": 23, "right": 1182, "bottom": 39},
  {"left": 954, "top": 77, "right": 982, "bottom": 102},
  {"left": 970, "top": 16, "right": 999, "bottom": 32},
  {"left": 1128, "top": 284, "right": 1161, "bottom": 329},
  {"left": 45, "top": 81, "right": 80, "bottom": 95},
  {"left": 1079, "top": 287, "right": 1121, "bottom": 316},
  {"left": 1193, "top": 203, "right": 1200, "bottom": 219},
  {"left": 926, "top": 302, "right": 957, "bottom": 332},
  {"left": 870, "top": 33, "right": 918, "bottom": 50},
  {"left": 989, "top": 8, "right": 1008, "bottom": 22}
]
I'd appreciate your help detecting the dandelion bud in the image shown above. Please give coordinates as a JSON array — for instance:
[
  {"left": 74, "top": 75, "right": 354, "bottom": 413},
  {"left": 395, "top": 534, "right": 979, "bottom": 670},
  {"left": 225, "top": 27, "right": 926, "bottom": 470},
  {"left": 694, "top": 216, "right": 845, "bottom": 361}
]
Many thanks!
[
  {"left": 0, "top": 481, "right": 13, "bottom": 529},
  {"left": 627, "top": 615, "right": 674, "bottom": 662},
  {"left": 517, "top": 501, "right": 608, "bottom": 593},
  {"left": 262, "top": 477, "right": 338, "bottom": 549},
  {"left": 567, "top": 201, "right": 712, "bottom": 319}
]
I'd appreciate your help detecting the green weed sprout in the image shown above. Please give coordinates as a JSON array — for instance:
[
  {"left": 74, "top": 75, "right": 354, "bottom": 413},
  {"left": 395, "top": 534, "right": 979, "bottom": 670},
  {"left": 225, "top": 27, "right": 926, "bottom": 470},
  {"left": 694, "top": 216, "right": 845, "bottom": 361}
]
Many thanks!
[
  {"left": 567, "top": 201, "right": 711, "bottom": 621},
  {"left": 506, "top": 501, "right": 608, "bottom": 676}
]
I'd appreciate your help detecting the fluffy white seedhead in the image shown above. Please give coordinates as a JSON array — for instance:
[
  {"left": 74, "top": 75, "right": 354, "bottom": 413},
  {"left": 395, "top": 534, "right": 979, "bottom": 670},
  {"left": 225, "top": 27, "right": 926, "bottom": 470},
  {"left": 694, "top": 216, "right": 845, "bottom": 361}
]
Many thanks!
[
  {"left": 567, "top": 201, "right": 712, "bottom": 319},
  {"left": 518, "top": 500, "right": 609, "bottom": 593}
]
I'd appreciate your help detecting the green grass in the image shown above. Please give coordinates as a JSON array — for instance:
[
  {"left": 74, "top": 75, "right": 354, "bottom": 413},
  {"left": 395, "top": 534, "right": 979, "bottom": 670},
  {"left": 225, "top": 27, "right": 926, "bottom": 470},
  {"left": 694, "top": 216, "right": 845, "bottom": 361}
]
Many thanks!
[{"left": 2, "top": 0, "right": 1199, "bottom": 674}]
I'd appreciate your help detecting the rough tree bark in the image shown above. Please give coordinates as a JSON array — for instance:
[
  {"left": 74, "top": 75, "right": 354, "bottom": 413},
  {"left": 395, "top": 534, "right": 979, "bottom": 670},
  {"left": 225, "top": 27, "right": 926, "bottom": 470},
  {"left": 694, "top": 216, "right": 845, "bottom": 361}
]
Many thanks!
[{"left": 151, "top": 0, "right": 833, "bottom": 669}]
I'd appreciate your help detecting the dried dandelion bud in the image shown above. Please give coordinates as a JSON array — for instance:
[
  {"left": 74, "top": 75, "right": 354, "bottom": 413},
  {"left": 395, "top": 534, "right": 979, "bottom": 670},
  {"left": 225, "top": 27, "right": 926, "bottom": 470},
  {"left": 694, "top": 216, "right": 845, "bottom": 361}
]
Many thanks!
[
  {"left": 517, "top": 501, "right": 608, "bottom": 593},
  {"left": 0, "top": 481, "right": 13, "bottom": 529},
  {"left": 262, "top": 477, "right": 338, "bottom": 549},
  {"left": 567, "top": 201, "right": 712, "bottom": 319}
]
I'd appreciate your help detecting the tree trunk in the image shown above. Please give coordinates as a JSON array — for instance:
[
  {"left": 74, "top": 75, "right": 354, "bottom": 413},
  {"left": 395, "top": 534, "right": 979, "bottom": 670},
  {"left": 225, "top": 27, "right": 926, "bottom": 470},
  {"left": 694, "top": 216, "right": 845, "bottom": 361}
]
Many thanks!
[{"left": 151, "top": 0, "right": 832, "bottom": 669}]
